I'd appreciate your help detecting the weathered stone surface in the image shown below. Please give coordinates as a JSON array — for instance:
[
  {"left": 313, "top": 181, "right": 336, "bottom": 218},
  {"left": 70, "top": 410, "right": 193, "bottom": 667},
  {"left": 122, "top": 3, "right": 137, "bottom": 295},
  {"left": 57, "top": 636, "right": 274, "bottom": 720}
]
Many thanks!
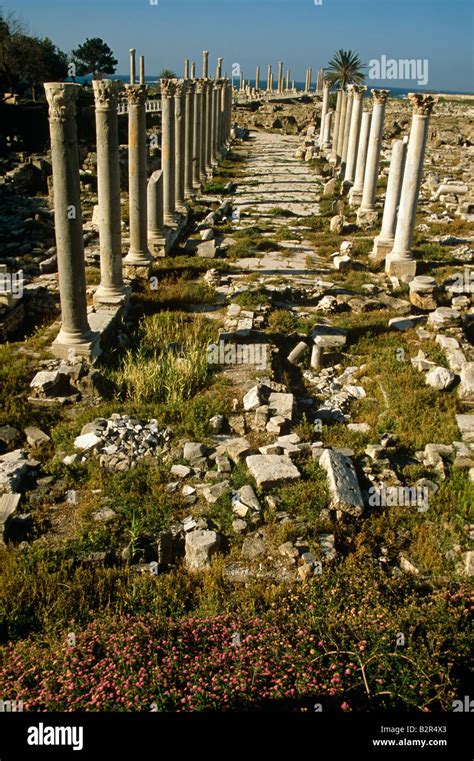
[
  {"left": 202, "top": 480, "right": 231, "bottom": 504},
  {"left": 30, "top": 370, "right": 72, "bottom": 398},
  {"left": 427, "top": 307, "right": 462, "bottom": 329},
  {"left": 319, "top": 448, "right": 364, "bottom": 516},
  {"left": 241, "top": 533, "right": 266, "bottom": 559},
  {"left": 0, "top": 426, "right": 21, "bottom": 453},
  {"left": 456, "top": 414, "right": 474, "bottom": 441},
  {"left": 267, "top": 392, "right": 295, "bottom": 420},
  {"left": 218, "top": 437, "right": 253, "bottom": 464},
  {"left": 0, "top": 493, "right": 21, "bottom": 540},
  {"left": 185, "top": 529, "right": 220, "bottom": 569},
  {"left": 24, "top": 427, "right": 50, "bottom": 449},
  {"left": 425, "top": 366, "right": 456, "bottom": 391},
  {"left": 458, "top": 362, "right": 474, "bottom": 401},
  {"left": 183, "top": 442, "right": 207, "bottom": 461},
  {"left": 0, "top": 450, "right": 38, "bottom": 494},
  {"left": 245, "top": 454, "right": 301, "bottom": 489},
  {"left": 74, "top": 432, "right": 102, "bottom": 451},
  {"left": 243, "top": 386, "right": 261, "bottom": 411}
]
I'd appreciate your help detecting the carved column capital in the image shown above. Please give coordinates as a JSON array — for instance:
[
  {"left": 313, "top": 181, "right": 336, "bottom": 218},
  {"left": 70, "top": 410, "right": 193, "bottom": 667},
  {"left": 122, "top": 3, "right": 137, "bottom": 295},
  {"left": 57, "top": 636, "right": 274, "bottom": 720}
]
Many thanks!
[
  {"left": 371, "top": 88, "right": 390, "bottom": 104},
  {"left": 125, "top": 84, "right": 147, "bottom": 106},
  {"left": 408, "top": 93, "right": 436, "bottom": 115},
  {"left": 44, "top": 83, "right": 80, "bottom": 122}
]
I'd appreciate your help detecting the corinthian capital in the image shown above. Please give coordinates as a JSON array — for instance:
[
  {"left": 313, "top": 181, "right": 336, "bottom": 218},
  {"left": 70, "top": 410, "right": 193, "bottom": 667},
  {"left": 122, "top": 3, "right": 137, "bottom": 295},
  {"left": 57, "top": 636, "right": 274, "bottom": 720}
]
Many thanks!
[
  {"left": 408, "top": 93, "right": 436, "bottom": 115},
  {"left": 44, "top": 83, "right": 80, "bottom": 122},
  {"left": 92, "top": 79, "right": 120, "bottom": 111},
  {"left": 160, "top": 79, "right": 177, "bottom": 98},
  {"left": 125, "top": 84, "right": 147, "bottom": 106},
  {"left": 371, "top": 88, "right": 390, "bottom": 104}
]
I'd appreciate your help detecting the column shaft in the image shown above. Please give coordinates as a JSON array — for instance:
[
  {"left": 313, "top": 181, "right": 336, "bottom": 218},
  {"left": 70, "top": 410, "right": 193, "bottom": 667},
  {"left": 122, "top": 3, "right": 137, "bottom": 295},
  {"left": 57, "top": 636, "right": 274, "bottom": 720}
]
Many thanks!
[
  {"left": 161, "top": 80, "right": 177, "bottom": 225},
  {"left": 92, "top": 79, "right": 127, "bottom": 305},
  {"left": 371, "top": 137, "right": 408, "bottom": 260},
  {"left": 357, "top": 89, "right": 389, "bottom": 224},
  {"left": 174, "top": 81, "right": 187, "bottom": 212},
  {"left": 349, "top": 110, "right": 371, "bottom": 206},
  {"left": 44, "top": 83, "right": 95, "bottom": 355}
]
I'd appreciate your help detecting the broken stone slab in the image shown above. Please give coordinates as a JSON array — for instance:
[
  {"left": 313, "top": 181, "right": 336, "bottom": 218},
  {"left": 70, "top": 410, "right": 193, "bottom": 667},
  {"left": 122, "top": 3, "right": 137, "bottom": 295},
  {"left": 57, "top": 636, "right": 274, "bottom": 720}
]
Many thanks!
[
  {"left": 0, "top": 493, "right": 21, "bottom": 541},
  {"left": 427, "top": 307, "right": 462, "bottom": 330},
  {"left": 29, "top": 370, "right": 72, "bottom": 398},
  {"left": 458, "top": 362, "right": 474, "bottom": 402},
  {"left": 24, "top": 426, "right": 50, "bottom": 449},
  {"left": 347, "top": 422, "right": 371, "bottom": 433},
  {"left": 201, "top": 480, "right": 231, "bottom": 504},
  {"left": 0, "top": 426, "right": 21, "bottom": 453},
  {"left": 170, "top": 464, "right": 192, "bottom": 478},
  {"left": 183, "top": 442, "right": 208, "bottom": 461},
  {"left": 217, "top": 437, "right": 253, "bottom": 464},
  {"left": 245, "top": 454, "right": 301, "bottom": 489},
  {"left": 455, "top": 414, "right": 474, "bottom": 441},
  {"left": 232, "top": 484, "right": 262, "bottom": 517},
  {"left": 74, "top": 432, "right": 102, "bottom": 451},
  {"left": 243, "top": 386, "right": 261, "bottom": 411},
  {"left": 388, "top": 316, "right": 426, "bottom": 331},
  {"left": 185, "top": 529, "right": 221, "bottom": 570},
  {"left": 319, "top": 448, "right": 364, "bottom": 517},
  {"left": 267, "top": 392, "right": 295, "bottom": 421},
  {"left": 425, "top": 366, "right": 456, "bottom": 391},
  {"left": 0, "top": 450, "right": 39, "bottom": 494},
  {"left": 241, "top": 533, "right": 266, "bottom": 560},
  {"left": 410, "top": 350, "right": 437, "bottom": 372}
]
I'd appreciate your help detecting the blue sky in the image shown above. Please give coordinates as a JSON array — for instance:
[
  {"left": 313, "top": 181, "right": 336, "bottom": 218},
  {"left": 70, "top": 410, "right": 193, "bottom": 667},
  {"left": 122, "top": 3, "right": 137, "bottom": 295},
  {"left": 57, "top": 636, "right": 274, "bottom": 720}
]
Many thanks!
[{"left": 7, "top": 0, "right": 474, "bottom": 91}]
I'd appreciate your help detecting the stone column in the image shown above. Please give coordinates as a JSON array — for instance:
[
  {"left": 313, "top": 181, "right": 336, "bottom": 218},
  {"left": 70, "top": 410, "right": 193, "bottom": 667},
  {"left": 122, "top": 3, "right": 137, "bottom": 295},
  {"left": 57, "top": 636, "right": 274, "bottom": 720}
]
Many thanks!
[
  {"left": 191, "top": 62, "right": 196, "bottom": 79},
  {"left": 202, "top": 50, "right": 209, "bottom": 78},
  {"left": 319, "top": 81, "right": 330, "bottom": 147},
  {"left": 322, "top": 109, "right": 333, "bottom": 149},
  {"left": 216, "top": 57, "right": 223, "bottom": 78},
  {"left": 343, "top": 85, "right": 366, "bottom": 187},
  {"left": 92, "top": 80, "right": 128, "bottom": 307},
  {"left": 211, "top": 81, "right": 219, "bottom": 165},
  {"left": 239, "top": 71, "right": 244, "bottom": 91},
  {"left": 286, "top": 70, "right": 290, "bottom": 92},
  {"left": 371, "top": 137, "right": 408, "bottom": 260},
  {"left": 193, "top": 80, "right": 202, "bottom": 188},
  {"left": 330, "top": 89, "right": 343, "bottom": 161},
  {"left": 205, "top": 80, "right": 213, "bottom": 175},
  {"left": 139, "top": 56, "right": 145, "bottom": 85},
  {"left": 357, "top": 89, "right": 389, "bottom": 226},
  {"left": 147, "top": 170, "right": 165, "bottom": 254},
  {"left": 161, "top": 79, "right": 177, "bottom": 225},
  {"left": 200, "top": 79, "right": 208, "bottom": 183},
  {"left": 349, "top": 110, "right": 371, "bottom": 207},
  {"left": 255, "top": 65, "right": 260, "bottom": 92},
  {"left": 184, "top": 80, "right": 195, "bottom": 198},
  {"left": 218, "top": 79, "right": 226, "bottom": 154},
  {"left": 340, "top": 87, "right": 354, "bottom": 169},
  {"left": 269, "top": 72, "right": 274, "bottom": 93},
  {"left": 124, "top": 84, "right": 152, "bottom": 268},
  {"left": 226, "top": 81, "right": 232, "bottom": 144},
  {"left": 174, "top": 80, "right": 187, "bottom": 212},
  {"left": 184, "top": 59, "right": 190, "bottom": 79},
  {"left": 129, "top": 49, "right": 136, "bottom": 84},
  {"left": 44, "top": 83, "right": 97, "bottom": 358},
  {"left": 267, "top": 65, "right": 272, "bottom": 92},
  {"left": 386, "top": 94, "right": 435, "bottom": 281},
  {"left": 335, "top": 89, "right": 348, "bottom": 161},
  {"left": 277, "top": 62, "right": 283, "bottom": 94},
  {"left": 307, "top": 67, "right": 312, "bottom": 93}
]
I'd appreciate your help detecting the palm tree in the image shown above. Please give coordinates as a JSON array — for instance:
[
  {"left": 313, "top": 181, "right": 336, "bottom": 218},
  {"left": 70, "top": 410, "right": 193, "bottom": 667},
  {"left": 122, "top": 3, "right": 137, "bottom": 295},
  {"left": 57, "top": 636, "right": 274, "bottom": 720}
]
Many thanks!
[{"left": 324, "top": 50, "right": 366, "bottom": 90}]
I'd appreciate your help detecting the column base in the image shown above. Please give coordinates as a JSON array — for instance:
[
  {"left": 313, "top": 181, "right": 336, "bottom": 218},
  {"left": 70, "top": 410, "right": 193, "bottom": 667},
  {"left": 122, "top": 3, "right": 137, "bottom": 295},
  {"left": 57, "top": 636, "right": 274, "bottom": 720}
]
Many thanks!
[
  {"left": 123, "top": 262, "right": 152, "bottom": 280},
  {"left": 385, "top": 254, "right": 417, "bottom": 282},
  {"left": 52, "top": 328, "right": 101, "bottom": 361},
  {"left": 370, "top": 235, "right": 394, "bottom": 261},
  {"left": 147, "top": 233, "right": 166, "bottom": 258},
  {"left": 93, "top": 285, "right": 130, "bottom": 309},
  {"left": 175, "top": 201, "right": 187, "bottom": 214},
  {"left": 356, "top": 207, "right": 379, "bottom": 228},
  {"left": 341, "top": 179, "right": 354, "bottom": 195},
  {"left": 348, "top": 188, "right": 363, "bottom": 207},
  {"left": 164, "top": 212, "right": 179, "bottom": 228},
  {"left": 124, "top": 249, "right": 152, "bottom": 266}
]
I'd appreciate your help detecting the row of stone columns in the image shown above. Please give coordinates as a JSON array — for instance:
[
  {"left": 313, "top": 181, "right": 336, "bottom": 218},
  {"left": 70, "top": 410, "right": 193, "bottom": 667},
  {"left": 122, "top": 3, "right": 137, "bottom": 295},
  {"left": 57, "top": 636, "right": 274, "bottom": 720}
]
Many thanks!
[
  {"left": 44, "top": 55, "right": 233, "bottom": 358},
  {"left": 320, "top": 84, "right": 435, "bottom": 282}
]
